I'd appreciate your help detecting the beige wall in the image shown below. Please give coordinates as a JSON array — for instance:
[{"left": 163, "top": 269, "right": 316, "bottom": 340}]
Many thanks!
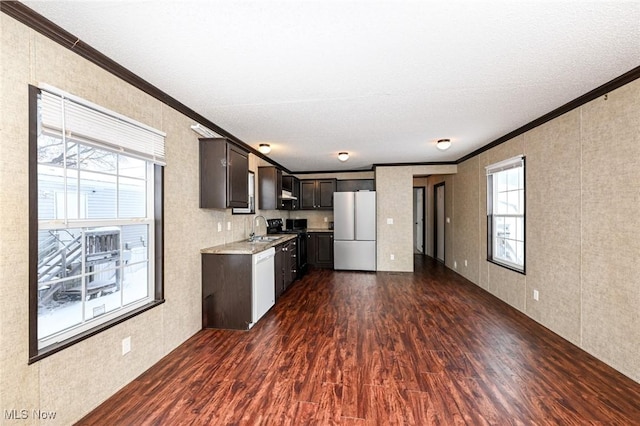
[
  {"left": 0, "top": 15, "right": 282, "bottom": 424},
  {"left": 447, "top": 80, "right": 640, "bottom": 383},
  {"left": 375, "top": 165, "right": 457, "bottom": 272}
]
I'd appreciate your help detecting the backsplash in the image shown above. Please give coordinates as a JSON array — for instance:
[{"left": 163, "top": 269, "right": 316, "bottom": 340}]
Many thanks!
[{"left": 289, "top": 210, "right": 334, "bottom": 229}]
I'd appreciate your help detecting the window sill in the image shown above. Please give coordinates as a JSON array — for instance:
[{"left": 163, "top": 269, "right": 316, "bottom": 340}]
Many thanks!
[
  {"left": 487, "top": 258, "right": 526, "bottom": 275},
  {"left": 28, "top": 299, "right": 165, "bottom": 364}
]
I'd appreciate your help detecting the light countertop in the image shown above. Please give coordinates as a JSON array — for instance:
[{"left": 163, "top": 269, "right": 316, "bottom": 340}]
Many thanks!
[
  {"left": 307, "top": 228, "right": 334, "bottom": 233},
  {"left": 201, "top": 234, "right": 297, "bottom": 255}
]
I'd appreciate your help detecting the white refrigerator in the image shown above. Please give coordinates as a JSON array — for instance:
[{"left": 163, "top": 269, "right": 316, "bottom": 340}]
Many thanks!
[{"left": 333, "top": 191, "right": 376, "bottom": 271}]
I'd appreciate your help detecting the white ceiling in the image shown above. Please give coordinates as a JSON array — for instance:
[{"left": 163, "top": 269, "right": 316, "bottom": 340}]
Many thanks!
[{"left": 23, "top": 1, "right": 640, "bottom": 172}]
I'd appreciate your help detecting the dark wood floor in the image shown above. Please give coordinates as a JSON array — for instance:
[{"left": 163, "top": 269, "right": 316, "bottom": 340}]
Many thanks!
[{"left": 78, "top": 256, "right": 640, "bottom": 425}]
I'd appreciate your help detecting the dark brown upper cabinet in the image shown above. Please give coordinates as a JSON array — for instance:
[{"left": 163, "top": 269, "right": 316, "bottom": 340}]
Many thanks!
[
  {"left": 281, "top": 175, "right": 300, "bottom": 210},
  {"left": 258, "top": 166, "right": 282, "bottom": 210},
  {"left": 200, "top": 138, "right": 249, "bottom": 209},
  {"left": 259, "top": 167, "right": 301, "bottom": 210},
  {"left": 300, "top": 179, "right": 337, "bottom": 210}
]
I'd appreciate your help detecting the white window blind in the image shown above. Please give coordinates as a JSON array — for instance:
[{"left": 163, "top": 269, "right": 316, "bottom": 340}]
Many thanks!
[
  {"left": 40, "top": 85, "right": 166, "bottom": 165},
  {"left": 485, "top": 156, "right": 524, "bottom": 175}
]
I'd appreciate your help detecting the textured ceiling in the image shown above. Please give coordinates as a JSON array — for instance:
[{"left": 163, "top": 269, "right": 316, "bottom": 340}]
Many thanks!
[{"left": 22, "top": 1, "right": 640, "bottom": 172}]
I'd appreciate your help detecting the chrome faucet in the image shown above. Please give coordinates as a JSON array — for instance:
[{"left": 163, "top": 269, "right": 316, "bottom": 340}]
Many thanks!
[{"left": 249, "top": 215, "right": 268, "bottom": 241}]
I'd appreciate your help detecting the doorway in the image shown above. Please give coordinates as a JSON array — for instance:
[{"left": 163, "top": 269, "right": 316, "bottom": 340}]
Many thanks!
[
  {"left": 434, "top": 182, "right": 445, "bottom": 262},
  {"left": 413, "top": 187, "right": 425, "bottom": 254}
]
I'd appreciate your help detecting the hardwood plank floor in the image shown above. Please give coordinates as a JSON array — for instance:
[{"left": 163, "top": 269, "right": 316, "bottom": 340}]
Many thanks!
[{"left": 78, "top": 256, "right": 640, "bottom": 425}]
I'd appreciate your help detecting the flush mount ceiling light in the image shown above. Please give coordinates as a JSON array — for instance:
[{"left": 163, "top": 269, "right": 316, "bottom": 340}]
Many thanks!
[
  {"left": 258, "top": 144, "right": 271, "bottom": 154},
  {"left": 338, "top": 152, "right": 349, "bottom": 162},
  {"left": 436, "top": 139, "right": 452, "bottom": 151}
]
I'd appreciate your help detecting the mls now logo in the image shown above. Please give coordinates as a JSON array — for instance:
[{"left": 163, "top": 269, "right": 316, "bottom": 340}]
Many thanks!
[{"left": 4, "top": 409, "right": 57, "bottom": 420}]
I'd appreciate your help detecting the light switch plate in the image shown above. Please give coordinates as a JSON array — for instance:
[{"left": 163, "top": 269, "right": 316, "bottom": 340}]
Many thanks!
[
  {"left": 122, "top": 336, "right": 131, "bottom": 355},
  {"left": 386, "top": 218, "right": 393, "bottom": 225}
]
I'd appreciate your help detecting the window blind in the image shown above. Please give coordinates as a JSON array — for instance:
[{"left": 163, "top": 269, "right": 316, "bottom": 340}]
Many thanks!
[
  {"left": 39, "top": 86, "right": 166, "bottom": 165},
  {"left": 485, "top": 156, "right": 524, "bottom": 175}
]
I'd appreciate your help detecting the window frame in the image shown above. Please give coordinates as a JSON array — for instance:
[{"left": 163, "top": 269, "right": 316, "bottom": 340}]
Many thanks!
[
  {"left": 486, "top": 156, "right": 526, "bottom": 274},
  {"left": 28, "top": 85, "right": 165, "bottom": 363}
]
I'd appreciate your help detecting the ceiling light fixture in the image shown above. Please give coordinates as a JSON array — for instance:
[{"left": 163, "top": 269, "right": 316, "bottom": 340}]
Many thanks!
[
  {"left": 258, "top": 144, "right": 271, "bottom": 154},
  {"left": 338, "top": 152, "right": 349, "bottom": 162},
  {"left": 436, "top": 139, "right": 452, "bottom": 151}
]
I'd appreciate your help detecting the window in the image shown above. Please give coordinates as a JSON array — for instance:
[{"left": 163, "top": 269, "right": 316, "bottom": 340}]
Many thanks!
[
  {"left": 29, "top": 85, "right": 165, "bottom": 361},
  {"left": 486, "top": 156, "right": 525, "bottom": 273}
]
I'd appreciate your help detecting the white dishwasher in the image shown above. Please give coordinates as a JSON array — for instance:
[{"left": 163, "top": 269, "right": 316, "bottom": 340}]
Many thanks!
[{"left": 251, "top": 247, "right": 275, "bottom": 327}]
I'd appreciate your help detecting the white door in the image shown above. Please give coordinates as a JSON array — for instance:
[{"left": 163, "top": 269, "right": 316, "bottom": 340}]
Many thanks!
[
  {"left": 413, "top": 187, "right": 424, "bottom": 253},
  {"left": 435, "top": 183, "right": 445, "bottom": 262}
]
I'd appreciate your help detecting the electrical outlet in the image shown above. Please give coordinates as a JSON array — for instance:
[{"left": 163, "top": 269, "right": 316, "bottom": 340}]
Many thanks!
[
  {"left": 217, "top": 222, "right": 222, "bottom": 232},
  {"left": 387, "top": 218, "right": 393, "bottom": 225},
  {"left": 390, "top": 254, "right": 395, "bottom": 260},
  {"left": 454, "top": 261, "right": 457, "bottom": 269},
  {"left": 464, "top": 260, "right": 468, "bottom": 267},
  {"left": 533, "top": 289, "right": 539, "bottom": 301},
  {"left": 122, "top": 336, "right": 131, "bottom": 355},
  {"left": 227, "top": 221, "right": 231, "bottom": 231},
  {"left": 324, "top": 217, "right": 328, "bottom": 222}
]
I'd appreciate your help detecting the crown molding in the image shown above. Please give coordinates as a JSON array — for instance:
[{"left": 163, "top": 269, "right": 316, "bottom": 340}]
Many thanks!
[{"left": 456, "top": 64, "right": 640, "bottom": 164}]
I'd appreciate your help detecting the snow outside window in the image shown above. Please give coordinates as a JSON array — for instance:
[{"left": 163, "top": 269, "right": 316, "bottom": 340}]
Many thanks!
[{"left": 33, "top": 86, "right": 165, "bottom": 352}]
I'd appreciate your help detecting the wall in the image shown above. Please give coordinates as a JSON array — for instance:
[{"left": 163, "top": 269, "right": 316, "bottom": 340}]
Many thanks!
[
  {"left": 375, "top": 165, "right": 456, "bottom": 272},
  {"left": 0, "top": 14, "right": 280, "bottom": 424},
  {"left": 446, "top": 80, "right": 640, "bottom": 383}
]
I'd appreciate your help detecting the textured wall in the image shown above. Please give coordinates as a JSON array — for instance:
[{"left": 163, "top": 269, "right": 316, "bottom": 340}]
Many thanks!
[
  {"left": 0, "top": 14, "right": 282, "bottom": 424},
  {"left": 451, "top": 158, "right": 480, "bottom": 283},
  {"left": 376, "top": 167, "right": 414, "bottom": 271},
  {"left": 580, "top": 81, "right": 640, "bottom": 381},
  {"left": 1, "top": 13, "right": 40, "bottom": 418},
  {"left": 376, "top": 165, "right": 456, "bottom": 272},
  {"left": 451, "top": 80, "right": 640, "bottom": 383},
  {"left": 525, "top": 110, "right": 582, "bottom": 345}
]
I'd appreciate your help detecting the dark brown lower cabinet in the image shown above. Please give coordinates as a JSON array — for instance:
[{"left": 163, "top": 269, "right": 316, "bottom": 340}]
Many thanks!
[
  {"left": 307, "top": 232, "right": 334, "bottom": 268},
  {"left": 275, "top": 239, "right": 297, "bottom": 300},
  {"left": 202, "top": 253, "right": 252, "bottom": 330}
]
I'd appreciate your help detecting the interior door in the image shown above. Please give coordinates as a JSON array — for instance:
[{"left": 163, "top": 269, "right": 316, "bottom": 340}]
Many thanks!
[
  {"left": 413, "top": 187, "right": 424, "bottom": 253},
  {"left": 435, "top": 183, "right": 445, "bottom": 262}
]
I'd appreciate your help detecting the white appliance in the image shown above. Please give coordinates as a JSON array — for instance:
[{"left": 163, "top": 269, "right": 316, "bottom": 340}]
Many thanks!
[
  {"left": 251, "top": 247, "right": 275, "bottom": 327},
  {"left": 333, "top": 191, "right": 376, "bottom": 271}
]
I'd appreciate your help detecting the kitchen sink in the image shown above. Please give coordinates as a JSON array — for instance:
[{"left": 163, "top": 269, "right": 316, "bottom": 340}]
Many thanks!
[{"left": 248, "top": 235, "right": 281, "bottom": 243}]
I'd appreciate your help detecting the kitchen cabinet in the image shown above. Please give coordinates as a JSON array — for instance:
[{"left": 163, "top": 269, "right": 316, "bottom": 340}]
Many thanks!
[
  {"left": 200, "top": 138, "right": 249, "bottom": 209},
  {"left": 202, "top": 253, "right": 252, "bottom": 329},
  {"left": 259, "top": 167, "right": 300, "bottom": 210},
  {"left": 337, "top": 179, "right": 375, "bottom": 192},
  {"left": 258, "top": 166, "right": 282, "bottom": 210},
  {"left": 307, "top": 232, "right": 334, "bottom": 268},
  {"left": 274, "top": 239, "right": 297, "bottom": 299},
  {"left": 281, "top": 175, "right": 300, "bottom": 210},
  {"left": 300, "top": 179, "right": 336, "bottom": 210}
]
